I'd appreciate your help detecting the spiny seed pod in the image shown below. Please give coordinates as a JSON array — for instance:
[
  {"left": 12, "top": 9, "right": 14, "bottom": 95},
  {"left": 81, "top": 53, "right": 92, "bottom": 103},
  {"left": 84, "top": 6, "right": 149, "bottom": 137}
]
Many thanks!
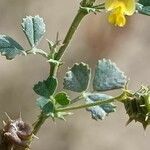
[
  {"left": 0, "top": 113, "right": 32, "bottom": 149},
  {"left": 124, "top": 86, "right": 150, "bottom": 129}
]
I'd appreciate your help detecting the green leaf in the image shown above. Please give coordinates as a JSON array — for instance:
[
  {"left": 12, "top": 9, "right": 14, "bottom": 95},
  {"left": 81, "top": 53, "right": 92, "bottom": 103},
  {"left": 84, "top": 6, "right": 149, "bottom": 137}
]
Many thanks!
[
  {"left": 22, "top": 15, "right": 46, "bottom": 48},
  {"left": 33, "top": 77, "right": 57, "bottom": 98},
  {"left": 63, "top": 63, "right": 91, "bottom": 92},
  {"left": 83, "top": 92, "right": 116, "bottom": 120},
  {"left": 0, "top": 35, "right": 24, "bottom": 59},
  {"left": 93, "top": 59, "right": 126, "bottom": 91},
  {"left": 55, "top": 92, "right": 70, "bottom": 106},
  {"left": 42, "top": 101, "right": 54, "bottom": 115},
  {"left": 139, "top": 6, "right": 150, "bottom": 15},
  {"left": 138, "top": 0, "right": 150, "bottom": 6},
  {"left": 36, "top": 96, "right": 54, "bottom": 116},
  {"left": 36, "top": 96, "right": 72, "bottom": 119},
  {"left": 36, "top": 96, "right": 50, "bottom": 109},
  {"left": 137, "top": 3, "right": 150, "bottom": 16},
  {"left": 137, "top": 0, "right": 150, "bottom": 16}
]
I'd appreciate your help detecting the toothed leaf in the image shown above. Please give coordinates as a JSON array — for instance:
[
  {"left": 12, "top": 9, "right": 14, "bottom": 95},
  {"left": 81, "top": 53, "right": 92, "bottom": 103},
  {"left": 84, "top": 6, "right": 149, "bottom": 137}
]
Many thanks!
[
  {"left": 93, "top": 59, "right": 126, "bottom": 91},
  {"left": 83, "top": 92, "right": 116, "bottom": 120},
  {"left": 33, "top": 77, "right": 57, "bottom": 98},
  {"left": 137, "top": 0, "right": 150, "bottom": 16},
  {"left": 55, "top": 92, "right": 70, "bottom": 106},
  {"left": 63, "top": 63, "right": 91, "bottom": 92},
  {"left": 0, "top": 35, "right": 24, "bottom": 59},
  {"left": 36, "top": 97, "right": 54, "bottom": 116},
  {"left": 22, "top": 15, "right": 46, "bottom": 48}
]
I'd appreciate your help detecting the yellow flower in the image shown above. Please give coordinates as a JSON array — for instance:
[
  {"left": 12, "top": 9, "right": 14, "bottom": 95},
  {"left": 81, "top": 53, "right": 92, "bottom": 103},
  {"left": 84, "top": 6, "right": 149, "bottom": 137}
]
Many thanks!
[{"left": 105, "top": 0, "right": 136, "bottom": 27}]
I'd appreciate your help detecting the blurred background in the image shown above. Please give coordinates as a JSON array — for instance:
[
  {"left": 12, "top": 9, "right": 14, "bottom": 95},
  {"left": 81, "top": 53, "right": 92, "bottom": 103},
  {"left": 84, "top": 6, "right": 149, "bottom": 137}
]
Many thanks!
[{"left": 0, "top": 0, "right": 150, "bottom": 150}]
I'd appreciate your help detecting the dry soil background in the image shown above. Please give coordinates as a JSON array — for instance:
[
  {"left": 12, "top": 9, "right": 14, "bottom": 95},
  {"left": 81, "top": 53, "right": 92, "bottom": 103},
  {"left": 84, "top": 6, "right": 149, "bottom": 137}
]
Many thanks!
[{"left": 0, "top": 0, "right": 150, "bottom": 150}]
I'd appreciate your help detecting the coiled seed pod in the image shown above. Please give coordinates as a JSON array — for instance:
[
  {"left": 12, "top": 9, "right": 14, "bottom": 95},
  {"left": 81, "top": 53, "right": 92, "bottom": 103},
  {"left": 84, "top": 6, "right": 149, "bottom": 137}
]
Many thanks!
[
  {"left": 124, "top": 86, "right": 150, "bottom": 129},
  {"left": 0, "top": 113, "right": 32, "bottom": 149}
]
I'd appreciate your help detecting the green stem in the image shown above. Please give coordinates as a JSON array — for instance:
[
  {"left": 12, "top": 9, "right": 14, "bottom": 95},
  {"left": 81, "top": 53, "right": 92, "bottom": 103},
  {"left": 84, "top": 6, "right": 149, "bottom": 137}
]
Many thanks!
[
  {"left": 57, "top": 93, "right": 124, "bottom": 112},
  {"left": 29, "top": 0, "right": 96, "bottom": 148},
  {"left": 50, "top": 7, "right": 88, "bottom": 77},
  {"left": 32, "top": 114, "right": 48, "bottom": 135},
  {"left": 55, "top": 8, "right": 88, "bottom": 60},
  {"left": 81, "top": 0, "right": 96, "bottom": 6},
  {"left": 31, "top": 0, "right": 91, "bottom": 138},
  {"left": 49, "top": 63, "right": 59, "bottom": 77},
  {"left": 23, "top": 114, "right": 48, "bottom": 150}
]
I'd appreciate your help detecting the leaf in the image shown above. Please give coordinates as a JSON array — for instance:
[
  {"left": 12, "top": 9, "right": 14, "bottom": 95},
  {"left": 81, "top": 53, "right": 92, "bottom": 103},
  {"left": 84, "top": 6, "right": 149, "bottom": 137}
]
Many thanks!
[
  {"left": 0, "top": 35, "right": 24, "bottom": 59},
  {"left": 63, "top": 63, "right": 91, "bottom": 92},
  {"left": 36, "top": 96, "right": 50, "bottom": 109},
  {"left": 33, "top": 77, "right": 57, "bottom": 98},
  {"left": 36, "top": 96, "right": 54, "bottom": 116},
  {"left": 137, "top": 3, "right": 150, "bottom": 16},
  {"left": 93, "top": 59, "right": 126, "bottom": 91},
  {"left": 83, "top": 92, "right": 116, "bottom": 120},
  {"left": 36, "top": 96, "right": 72, "bottom": 119},
  {"left": 22, "top": 15, "right": 46, "bottom": 48},
  {"left": 55, "top": 92, "right": 70, "bottom": 106},
  {"left": 138, "top": 0, "right": 150, "bottom": 6},
  {"left": 137, "top": 0, "right": 150, "bottom": 16},
  {"left": 42, "top": 101, "right": 54, "bottom": 115}
]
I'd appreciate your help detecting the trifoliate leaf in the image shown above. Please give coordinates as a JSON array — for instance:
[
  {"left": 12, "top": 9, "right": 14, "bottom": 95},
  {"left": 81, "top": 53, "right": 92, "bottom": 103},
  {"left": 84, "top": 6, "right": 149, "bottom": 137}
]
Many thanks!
[
  {"left": 22, "top": 15, "right": 46, "bottom": 48},
  {"left": 33, "top": 77, "right": 57, "bottom": 98},
  {"left": 93, "top": 59, "right": 126, "bottom": 91},
  {"left": 83, "top": 92, "right": 116, "bottom": 120},
  {"left": 0, "top": 35, "right": 24, "bottom": 59},
  {"left": 55, "top": 92, "right": 71, "bottom": 106},
  {"left": 36, "top": 96, "right": 54, "bottom": 116},
  {"left": 63, "top": 63, "right": 91, "bottom": 92}
]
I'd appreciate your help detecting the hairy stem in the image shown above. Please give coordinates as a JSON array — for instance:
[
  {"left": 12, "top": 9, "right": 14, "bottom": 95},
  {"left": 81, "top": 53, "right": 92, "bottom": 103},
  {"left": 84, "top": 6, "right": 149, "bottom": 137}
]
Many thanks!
[
  {"left": 55, "top": 8, "right": 88, "bottom": 60},
  {"left": 50, "top": 7, "right": 88, "bottom": 77},
  {"left": 28, "top": 0, "right": 96, "bottom": 149},
  {"left": 32, "top": 114, "right": 48, "bottom": 135},
  {"left": 31, "top": 1, "right": 91, "bottom": 140}
]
